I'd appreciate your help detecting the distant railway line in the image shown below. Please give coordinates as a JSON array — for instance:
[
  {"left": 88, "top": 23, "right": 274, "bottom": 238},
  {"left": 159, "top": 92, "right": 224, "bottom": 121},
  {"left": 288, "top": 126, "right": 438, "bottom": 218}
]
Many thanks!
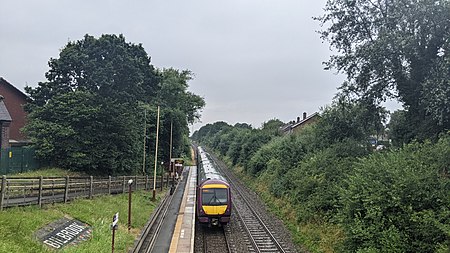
[
  {"left": 130, "top": 190, "right": 174, "bottom": 253},
  {"left": 207, "top": 151, "right": 295, "bottom": 253}
]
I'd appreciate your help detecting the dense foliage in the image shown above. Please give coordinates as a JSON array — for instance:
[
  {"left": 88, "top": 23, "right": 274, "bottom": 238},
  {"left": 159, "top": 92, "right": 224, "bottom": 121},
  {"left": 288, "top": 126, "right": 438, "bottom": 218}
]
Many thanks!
[
  {"left": 192, "top": 1, "right": 450, "bottom": 251},
  {"left": 317, "top": 0, "right": 450, "bottom": 143},
  {"left": 193, "top": 102, "right": 450, "bottom": 252},
  {"left": 339, "top": 137, "right": 450, "bottom": 252},
  {"left": 25, "top": 34, "right": 204, "bottom": 175}
]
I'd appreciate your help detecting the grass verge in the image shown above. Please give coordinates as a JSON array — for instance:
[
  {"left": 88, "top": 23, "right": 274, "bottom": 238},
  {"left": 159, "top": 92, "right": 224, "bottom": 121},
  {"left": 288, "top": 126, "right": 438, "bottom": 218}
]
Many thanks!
[
  {"left": 7, "top": 167, "right": 86, "bottom": 177},
  {"left": 0, "top": 190, "right": 166, "bottom": 252},
  {"left": 231, "top": 165, "right": 345, "bottom": 253}
]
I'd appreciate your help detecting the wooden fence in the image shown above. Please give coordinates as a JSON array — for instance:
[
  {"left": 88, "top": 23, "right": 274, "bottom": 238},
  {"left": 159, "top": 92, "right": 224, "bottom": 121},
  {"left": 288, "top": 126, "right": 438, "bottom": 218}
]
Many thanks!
[{"left": 0, "top": 174, "right": 174, "bottom": 210}]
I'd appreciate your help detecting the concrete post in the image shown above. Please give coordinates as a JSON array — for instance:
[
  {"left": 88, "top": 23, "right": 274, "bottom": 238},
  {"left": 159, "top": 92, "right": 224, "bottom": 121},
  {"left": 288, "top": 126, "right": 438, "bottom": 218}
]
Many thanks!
[
  {"left": 0, "top": 175, "right": 6, "bottom": 210},
  {"left": 38, "top": 176, "right": 43, "bottom": 208},
  {"left": 89, "top": 176, "right": 93, "bottom": 199}
]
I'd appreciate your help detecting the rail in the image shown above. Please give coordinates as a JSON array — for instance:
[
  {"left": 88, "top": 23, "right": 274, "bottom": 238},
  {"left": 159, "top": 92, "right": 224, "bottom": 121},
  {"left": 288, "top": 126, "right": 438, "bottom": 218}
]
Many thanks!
[
  {"left": 207, "top": 152, "right": 290, "bottom": 253},
  {"left": 130, "top": 189, "right": 174, "bottom": 253}
]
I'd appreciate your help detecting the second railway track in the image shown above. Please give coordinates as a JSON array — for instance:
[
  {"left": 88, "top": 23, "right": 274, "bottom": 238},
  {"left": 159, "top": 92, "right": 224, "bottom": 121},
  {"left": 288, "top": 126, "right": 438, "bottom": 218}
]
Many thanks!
[
  {"left": 206, "top": 151, "right": 295, "bottom": 253},
  {"left": 130, "top": 189, "right": 175, "bottom": 253}
]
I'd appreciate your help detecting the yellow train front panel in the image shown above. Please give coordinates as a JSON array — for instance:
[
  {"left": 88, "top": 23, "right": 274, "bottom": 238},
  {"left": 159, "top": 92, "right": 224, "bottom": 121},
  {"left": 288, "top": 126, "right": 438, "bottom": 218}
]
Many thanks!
[{"left": 202, "top": 205, "right": 228, "bottom": 215}]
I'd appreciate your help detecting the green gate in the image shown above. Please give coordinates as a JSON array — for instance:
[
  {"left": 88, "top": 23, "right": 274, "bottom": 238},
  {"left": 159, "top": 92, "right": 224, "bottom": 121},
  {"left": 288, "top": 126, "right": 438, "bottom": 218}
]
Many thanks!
[{"left": 0, "top": 147, "right": 39, "bottom": 174}]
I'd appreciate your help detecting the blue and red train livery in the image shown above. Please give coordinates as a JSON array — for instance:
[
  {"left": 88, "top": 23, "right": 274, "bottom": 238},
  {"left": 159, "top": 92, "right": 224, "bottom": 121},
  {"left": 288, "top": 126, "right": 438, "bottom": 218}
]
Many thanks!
[{"left": 196, "top": 146, "right": 232, "bottom": 226}]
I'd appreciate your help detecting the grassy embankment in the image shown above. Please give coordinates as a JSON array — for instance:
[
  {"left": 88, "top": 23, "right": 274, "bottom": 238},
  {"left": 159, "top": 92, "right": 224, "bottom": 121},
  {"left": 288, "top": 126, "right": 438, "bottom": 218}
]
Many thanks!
[
  {"left": 220, "top": 135, "right": 450, "bottom": 253},
  {"left": 0, "top": 168, "right": 165, "bottom": 252},
  {"left": 220, "top": 157, "right": 344, "bottom": 253}
]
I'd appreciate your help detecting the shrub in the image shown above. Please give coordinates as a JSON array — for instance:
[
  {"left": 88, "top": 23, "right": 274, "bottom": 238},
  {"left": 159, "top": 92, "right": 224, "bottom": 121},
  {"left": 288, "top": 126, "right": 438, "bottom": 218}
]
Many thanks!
[{"left": 339, "top": 136, "right": 450, "bottom": 252}]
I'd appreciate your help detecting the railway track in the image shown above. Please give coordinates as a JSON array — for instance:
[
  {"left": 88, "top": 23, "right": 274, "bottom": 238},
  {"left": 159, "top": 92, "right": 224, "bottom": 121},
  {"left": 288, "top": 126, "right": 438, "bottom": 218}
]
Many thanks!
[
  {"left": 201, "top": 225, "right": 231, "bottom": 253},
  {"left": 207, "top": 152, "right": 294, "bottom": 253},
  {"left": 130, "top": 190, "right": 174, "bottom": 253}
]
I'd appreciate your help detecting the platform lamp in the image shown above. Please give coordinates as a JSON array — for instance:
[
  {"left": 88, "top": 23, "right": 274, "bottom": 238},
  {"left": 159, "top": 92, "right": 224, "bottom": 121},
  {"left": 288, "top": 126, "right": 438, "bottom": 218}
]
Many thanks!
[{"left": 127, "top": 179, "right": 133, "bottom": 232}]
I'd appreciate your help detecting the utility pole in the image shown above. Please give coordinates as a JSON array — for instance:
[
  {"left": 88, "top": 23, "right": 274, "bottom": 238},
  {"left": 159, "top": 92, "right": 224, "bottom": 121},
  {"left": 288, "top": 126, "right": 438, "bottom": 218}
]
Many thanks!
[
  {"left": 169, "top": 120, "right": 174, "bottom": 190},
  {"left": 152, "top": 106, "right": 160, "bottom": 201},
  {"left": 169, "top": 119, "right": 173, "bottom": 171},
  {"left": 142, "top": 109, "right": 147, "bottom": 175}
]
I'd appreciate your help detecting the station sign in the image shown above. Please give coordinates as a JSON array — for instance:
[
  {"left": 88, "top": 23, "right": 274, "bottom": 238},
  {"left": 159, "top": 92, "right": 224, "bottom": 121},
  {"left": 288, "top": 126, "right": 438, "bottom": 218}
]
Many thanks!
[
  {"left": 171, "top": 158, "right": 184, "bottom": 169},
  {"left": 171, "top": 158, "right": 184, "bottom": 164},
  {"left": 112, "top": 212, "right": 119, "bottom": 229}
]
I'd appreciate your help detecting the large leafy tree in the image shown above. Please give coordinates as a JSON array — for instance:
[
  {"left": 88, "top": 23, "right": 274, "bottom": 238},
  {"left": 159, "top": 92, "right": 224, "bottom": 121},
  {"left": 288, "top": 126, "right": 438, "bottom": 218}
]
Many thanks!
[
  {"left": 156, "top": 68, "right": 205, "bottom": 124},
  {"left": 146, "top": 68, "right": 205, "bottom": 167},
  {"left": 25, "top": 34, "right": 160, "bottom": 174},
  {"left": 313, "top": 95, "right": 387, "bottom": 150},
  {"left": 317, "top": 0, "right": 450, "bottom": 142},
  {"left": 27, "top": 34, "right": 159, "bottom": 106}
]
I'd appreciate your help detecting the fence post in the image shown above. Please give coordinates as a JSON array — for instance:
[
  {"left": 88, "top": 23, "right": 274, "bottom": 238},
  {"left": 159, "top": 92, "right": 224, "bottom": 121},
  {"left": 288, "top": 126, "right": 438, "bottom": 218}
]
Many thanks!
[
  {"left": 89, "top": 176, "right": 93, "bottom": 199},
  {"left": 160, "top": 172, "right": 163, "bottom": 191},
  {"left": 0, "top": 175, "right": 6, "bottom": 211},
  {"left": 108, "top": 176, "right": 111, "bottom": 195},
  {"left": 165, "top": 172, "right": 168, "bottom": 188},
  {"left": 145, "top": 175, "right": 148, "bottom": 191},
  {"left": 135, "top": 175, "right": 138, "bottom": 191},
  {"left": 38, "top": 176, "right": 43, "bottom": 208},
  {"left": 122, "top": 177, "right": 126, "bottom": 193},
  {"left": 64, "top": 176, "right": 69, "bottom": 203}
]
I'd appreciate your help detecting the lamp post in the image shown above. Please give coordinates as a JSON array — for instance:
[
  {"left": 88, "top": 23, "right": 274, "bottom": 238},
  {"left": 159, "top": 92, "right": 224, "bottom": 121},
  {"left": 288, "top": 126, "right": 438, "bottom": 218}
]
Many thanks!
[{"left": 128, "top": 179, "right": 133, "bottom": 232}]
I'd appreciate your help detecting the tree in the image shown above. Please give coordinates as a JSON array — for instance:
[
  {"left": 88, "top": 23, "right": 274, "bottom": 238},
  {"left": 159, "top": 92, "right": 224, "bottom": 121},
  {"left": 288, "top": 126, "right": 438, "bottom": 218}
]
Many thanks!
[
  {"left": 421, "top": 53, "right": 450, "bottom": 128},
  {"left": 313, "top": 95, "right": 387, "bottom": 150},
  {"left": 317, "top": 0, "right": 450, "bottom": 141},
  {"left": 388, "top": 110, "right": 415, "bottom": 147},
  {"left": 26, "top": 34, "right": 159, "bottom": 107},
  {"left": 156, "top": 68, "right": 205, "bottom": 124},
  {"left": 25, "top": 35, "right": 199, "bottom": 174}
]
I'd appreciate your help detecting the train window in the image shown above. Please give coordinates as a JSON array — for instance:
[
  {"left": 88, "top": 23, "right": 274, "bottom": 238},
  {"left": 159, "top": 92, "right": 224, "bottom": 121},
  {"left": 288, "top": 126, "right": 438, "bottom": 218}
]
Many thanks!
[{"left": 202, "top": 188, "right": 228, "bottom": 206}]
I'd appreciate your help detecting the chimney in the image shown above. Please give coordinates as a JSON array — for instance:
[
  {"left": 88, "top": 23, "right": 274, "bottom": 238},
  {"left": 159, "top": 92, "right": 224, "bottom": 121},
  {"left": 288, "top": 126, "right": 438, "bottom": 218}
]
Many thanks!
[
  {"left": 303, "top": 112, "right": 307, "bottom": 120},
  {"left": 296, "top": 117, "right": 300, "bottom": 123}
]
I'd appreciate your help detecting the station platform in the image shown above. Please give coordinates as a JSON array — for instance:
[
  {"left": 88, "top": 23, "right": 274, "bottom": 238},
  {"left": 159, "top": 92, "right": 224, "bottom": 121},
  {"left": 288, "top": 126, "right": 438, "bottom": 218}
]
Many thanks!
[{"left": 169, "top": 166, "right": 196, "bottom": 253}]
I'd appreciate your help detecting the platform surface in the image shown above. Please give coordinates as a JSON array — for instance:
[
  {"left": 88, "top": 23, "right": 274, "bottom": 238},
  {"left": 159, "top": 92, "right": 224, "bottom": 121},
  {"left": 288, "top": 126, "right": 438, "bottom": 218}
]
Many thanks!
[{"left": 169, "top": 166, "right": 196, "bottom": 253}]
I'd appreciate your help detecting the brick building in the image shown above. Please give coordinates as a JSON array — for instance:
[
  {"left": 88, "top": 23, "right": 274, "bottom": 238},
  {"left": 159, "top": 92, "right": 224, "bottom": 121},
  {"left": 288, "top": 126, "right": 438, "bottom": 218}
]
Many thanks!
[{"left": 0, "top": 77, "right": 30, "bottom": 148}]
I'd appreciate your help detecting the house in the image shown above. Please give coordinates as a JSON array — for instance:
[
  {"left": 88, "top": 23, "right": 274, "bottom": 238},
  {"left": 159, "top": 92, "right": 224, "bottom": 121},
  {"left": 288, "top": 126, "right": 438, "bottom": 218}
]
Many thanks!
[
  {"left": 281, "top": 112, "right": 320, "bottom": 134},
  {"left": 0, "top": 77, "right": 30, "bottom": 148},
  {"left": 0, "top": 97, "right": 12, "bottom": 149}
]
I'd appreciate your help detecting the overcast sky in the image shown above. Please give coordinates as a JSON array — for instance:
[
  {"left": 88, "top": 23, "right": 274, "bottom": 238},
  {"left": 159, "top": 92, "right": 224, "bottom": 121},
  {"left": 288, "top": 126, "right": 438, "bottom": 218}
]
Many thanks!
[{"left": 1, "top": 0, "right": 350, "bottom": 132}]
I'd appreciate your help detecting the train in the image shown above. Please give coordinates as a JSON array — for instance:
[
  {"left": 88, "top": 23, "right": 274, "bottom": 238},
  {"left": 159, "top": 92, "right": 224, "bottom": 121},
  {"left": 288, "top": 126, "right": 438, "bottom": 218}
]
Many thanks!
[{"left": 196, "top": 146, "right": 232, "bottom": 226}]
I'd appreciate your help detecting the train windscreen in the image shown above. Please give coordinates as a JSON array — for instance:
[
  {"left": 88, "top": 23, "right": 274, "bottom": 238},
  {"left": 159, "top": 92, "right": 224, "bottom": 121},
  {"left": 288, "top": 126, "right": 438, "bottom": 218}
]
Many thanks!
[{"left": 202, "top": 188, "right": 228, "bottom": 206}]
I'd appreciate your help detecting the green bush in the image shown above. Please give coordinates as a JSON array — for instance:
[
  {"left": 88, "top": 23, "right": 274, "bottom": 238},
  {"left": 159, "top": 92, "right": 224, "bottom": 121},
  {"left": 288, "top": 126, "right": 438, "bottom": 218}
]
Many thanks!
[
  {"left": 248, "top": 134, "right": 307, "bottom": 175},
  {"left": 339, "top": 136, "right": 450, "bottom": 252},
  {"left": 285, "top": 140, "right": 365, "bottom": 222}
]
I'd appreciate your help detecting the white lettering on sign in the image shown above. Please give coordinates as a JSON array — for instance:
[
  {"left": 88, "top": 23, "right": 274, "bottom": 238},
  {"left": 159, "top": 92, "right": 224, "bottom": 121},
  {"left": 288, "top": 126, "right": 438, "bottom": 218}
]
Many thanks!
[{"left": 43, "top": 222, "right": 88, "bottom": 249}]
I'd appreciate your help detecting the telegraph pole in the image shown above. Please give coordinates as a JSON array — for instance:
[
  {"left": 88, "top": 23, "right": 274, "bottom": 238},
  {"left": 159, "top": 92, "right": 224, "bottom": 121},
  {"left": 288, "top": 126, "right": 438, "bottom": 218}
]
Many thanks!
[
  {"left": 169, "top": 120, "right": 173, "bottom": 189},
  {"left": 152, "top": 106, "right": 160, "bottom": 201},
  {"left": 142, "top": 109, "right": 147, "bottom": 175}
]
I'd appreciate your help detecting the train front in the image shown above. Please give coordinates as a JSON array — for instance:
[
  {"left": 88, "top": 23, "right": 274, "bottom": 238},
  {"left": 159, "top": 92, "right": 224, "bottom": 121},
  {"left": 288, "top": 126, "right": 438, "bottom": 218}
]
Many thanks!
[{"left": 197, "top": 179, "right": 231, "bottom": 226}]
